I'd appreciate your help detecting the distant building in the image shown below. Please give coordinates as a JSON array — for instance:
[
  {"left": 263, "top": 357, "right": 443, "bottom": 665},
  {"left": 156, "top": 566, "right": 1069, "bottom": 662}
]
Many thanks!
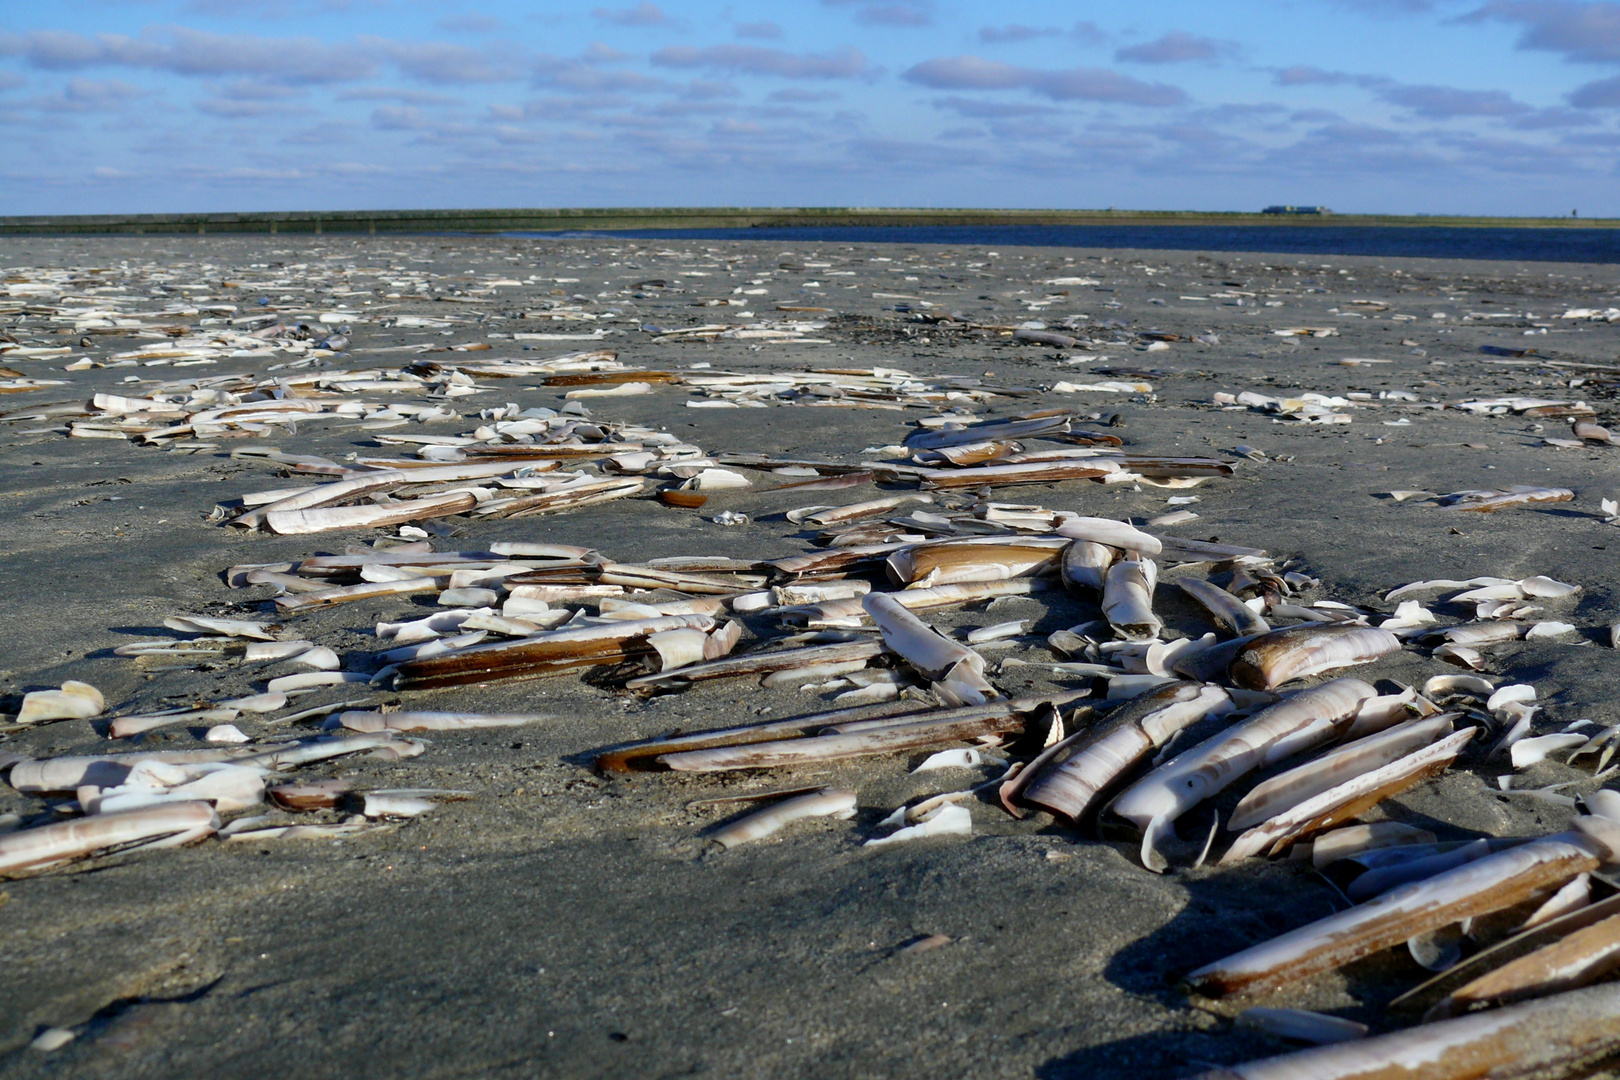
[{"left": 1262, "top": 205, "right": 1332, "bottom": 215}]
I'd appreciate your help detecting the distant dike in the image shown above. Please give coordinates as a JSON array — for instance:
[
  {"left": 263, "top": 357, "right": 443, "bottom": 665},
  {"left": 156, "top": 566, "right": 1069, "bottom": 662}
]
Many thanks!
[{"left": 0, "top": 206, "right": 1616, "bottom": 236}]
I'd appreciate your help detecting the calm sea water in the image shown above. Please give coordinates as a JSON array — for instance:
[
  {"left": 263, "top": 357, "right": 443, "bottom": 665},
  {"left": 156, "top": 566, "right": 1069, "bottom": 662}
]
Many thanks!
[{"left": 513, "top": 224, "right": 1620, "bottom": 264}]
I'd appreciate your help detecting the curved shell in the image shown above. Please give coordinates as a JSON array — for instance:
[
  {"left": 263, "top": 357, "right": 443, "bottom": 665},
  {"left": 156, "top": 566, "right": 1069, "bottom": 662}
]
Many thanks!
[
  {"left": 1061, "top": 540, "right": 1116, "bottom": 593},
  {"left": 1190, "top": 983, "right": 1620, "bottom": 1080},
  {"left": 1021, "top": 682, "right": 1231, "bottom": 823},
  {"left": 1228, "top": 714, "right": 1457, "bottom": 831},
  {"left": 1178, "top": 578, "right": 1270, "bottom": 638},
  {"left": 1055, "top": 516, "right": 1162, "bottom": 555},
  {"left": 1185, "top": 833, "right": 1604, "bottom": 997},
  {"left": 1102, "top": 557, "right": 1161, "bottom": 640},
  {"left": 1228, "top": 625, "right": 1400, "bottom": 690},
  {"left": 1112, "top": 678, "right": 1376, "bottom": 835}
]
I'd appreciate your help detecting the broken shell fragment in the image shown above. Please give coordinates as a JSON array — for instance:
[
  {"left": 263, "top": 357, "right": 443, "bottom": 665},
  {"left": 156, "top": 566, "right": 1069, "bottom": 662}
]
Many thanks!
[
  {"left": 865, "top": 802, "right": 972, "bottom": 847},
  {"left": 15, "top": 681, "right": 104, "bottom": 725},
  {"left": 711, "top": 789, "right": 857, "bottom": 848},
  {"left": 1423, "top": 673, "right": 1495, "bottom": 699}
]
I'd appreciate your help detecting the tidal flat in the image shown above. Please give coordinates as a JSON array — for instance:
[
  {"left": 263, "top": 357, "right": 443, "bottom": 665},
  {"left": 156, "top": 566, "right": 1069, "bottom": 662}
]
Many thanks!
[{"left": 1, "top": 234, "right": 1619, "bottom": 1079}]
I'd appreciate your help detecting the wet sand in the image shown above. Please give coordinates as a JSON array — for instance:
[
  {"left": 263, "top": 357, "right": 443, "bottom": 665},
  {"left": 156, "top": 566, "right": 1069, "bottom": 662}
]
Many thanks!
[{"left": 2, "top": 235, "right": 1619, "bottom": 1079}]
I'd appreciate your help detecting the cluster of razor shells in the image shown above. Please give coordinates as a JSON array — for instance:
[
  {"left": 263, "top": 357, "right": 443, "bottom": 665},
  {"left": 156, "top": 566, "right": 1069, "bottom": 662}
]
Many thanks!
[{"left": 11, "top": 250, "right": 1620, "bottom": 1077}]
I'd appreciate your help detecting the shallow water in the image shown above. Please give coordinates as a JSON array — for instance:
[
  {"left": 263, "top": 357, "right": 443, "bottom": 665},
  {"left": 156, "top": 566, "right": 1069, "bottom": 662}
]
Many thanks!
[{"left": 513, "top": 223, "right": 1620, "bottom": 264}]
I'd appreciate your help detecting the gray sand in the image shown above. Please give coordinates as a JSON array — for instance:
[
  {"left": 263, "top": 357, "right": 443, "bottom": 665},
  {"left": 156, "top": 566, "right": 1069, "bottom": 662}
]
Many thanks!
[{"left": 2, "top": 235, "right": 1619, "bottom": 1078}]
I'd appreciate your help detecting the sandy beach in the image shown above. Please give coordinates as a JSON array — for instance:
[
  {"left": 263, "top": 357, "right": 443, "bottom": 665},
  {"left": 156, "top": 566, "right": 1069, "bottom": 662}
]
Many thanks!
[{"left": 2, "top": 234, "right": 1620, "bottom": 1079}]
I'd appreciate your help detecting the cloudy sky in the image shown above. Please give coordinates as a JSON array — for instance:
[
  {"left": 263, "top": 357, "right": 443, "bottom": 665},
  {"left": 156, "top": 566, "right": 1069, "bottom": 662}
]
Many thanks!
[{"left": 7, "top": 0, "right": 1620, "bottom": 216}]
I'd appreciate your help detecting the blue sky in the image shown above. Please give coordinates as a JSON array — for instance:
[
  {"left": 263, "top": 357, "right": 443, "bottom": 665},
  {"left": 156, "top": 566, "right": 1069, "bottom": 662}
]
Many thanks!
[{"left": 6, "top": 1, "right": 1620, "bottom": 215}]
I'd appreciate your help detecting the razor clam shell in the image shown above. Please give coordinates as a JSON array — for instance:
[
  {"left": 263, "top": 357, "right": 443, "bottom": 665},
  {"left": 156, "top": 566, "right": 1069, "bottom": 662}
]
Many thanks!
[
  {"left": 1311, "top": 822, "right": 1438, "bottom": 869},
  {"left": 1523, "top": 873, "right": 1592, "bottom": 929},
  {"left": 8, "top": 747, "right": 282, "bottom": 794},
  {"left": 660, "top": 710, "right": 1029, "bottom": 772},
  {"left": 233, "top": 732, "right": 425, "bottom": 770},
  {"left": 1234, "top": 1008, "right": 1368, "bottom": 1046},
  {"left": 624, "top": 639, "right": 886, "bottom": 692},
  {"left": 269, "top": 779, "right": 350, "bottom": 810},
  {"left": 363, "top": 793, "right": 437, "bottom": 818},
  {"left": 1184, "top": 831, "right": 1605, "bottom": 997},
  {"left": 1347, "top": 838, "right": 1520, "bottom": 903},
  {"left": 109, "top": 707, "right": 243, "bottom": 739},
  {"left": 266, "top": 491, "right": 477, "bottom": 535},
  {"left": 997, "top": 709, "right": 1094, "bottom": 817},
  {"left": 1061, "top": 540, "right": 1116, "bottom": 593},
  {"left": 1102, "top": 557, "right": 1162, "bottom": 640},
  {"left": 1113, "top": 679, "right": 1376, "bottom": 840},
  {"left": 1228, "top": 625, "right": 1401, "bottom": 690},
  {"left": 779, "top": 580, "right": 1050, "bottom": 627},
  {"left": 334, "top": 711, "right": 547, "bottom": 733},
  {"left": 1021, "top": 683, "right": 1232, "bottom": 824},
  {"left": 759, "top": 660, "right": 872, "bottom": 687},
  {"left": 1228, "top": 715, "right": 1458, "bottom": 832},
  {"left": 1055, "top": 516, "right": 1162, "bottom": 555},
  {"left": 0, "top": 802, "right": 220, "bottom": 876},
  {"left": 82, "top": 764, "right": 266, "bottom": 816},
  {"left": 1428, "top": 621, "right": 1526, "bottom": 647},
  {"left": 1178, "top": 577, "right": 1271, "bottom": 637},
  {"left": 1445, "top": 486, "right": 1575, "bottom": 512},
  {"left": 1341, "top": 687, "right": 1431, "bottom": 741},
  {"left": 1433, "top": 643, "right": 1485, "bottom": 670},
  {"left": 1220, "top": 728, "right": 1475, "bottom": 864},
  {"left": 163, "top": 615, "right": 277, "bottom": 640},
  {"left": 864, "top": 593, "right": 984, "bottom": 682},
  {"left": 1392, "top": 891, "right": 1620, "bottom": 1015},
  {"left": 594, "top": 701, "right": 928, "bottom": 772},
  {"left": 265, "top": 671, "right": 371, "bottom": 694},
  {"left": 906, "top": 414, "right": 1074, "bottom": 450},
  {"left": 1510, "top": 733, "right": 1588, "bottom": 769},
  {"left": 1173, "top": 633, "right": 1263, "bottom": 682},
  {"left": 786, "top": 494, "right": 933, "bottom": 526},
  {"left": 912, "top": 460, "right": 1118, "bottom": 489},
  {"left": 887, "top": 540, "right": 1065, "bottom": 587},
  {"left": 648, "top": 628, "right": 710, "bottom": 672},
  {"left": 1155, "top": 536, "right": 1268, "bottom": 563},
  {"left": 1195, "top": 983, "right": 1620, "bottom": 1080},
  {"left": 1432, "top": 913, "right": 1620, "bottom": 1016},
  {"left": 244, "top": 640, "right": 318, "bottom": 662},
  {"left": 711, "top": 789, "right": 858, "bottom": 848},
  {"left": 1422, "top": 673, "right": 1495, "bottom": 699},
  {"left": 704, "top": 619, "right": 742, "bottom": 660},
  {"left": 232, "top": 470, "right": 410, "bottom": 530},
  {"left": 397, "top": 614, "right": 716, "bottom": 690},
  {"left": 276, "top": 577, "right": 441, "bottom": 613}
]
